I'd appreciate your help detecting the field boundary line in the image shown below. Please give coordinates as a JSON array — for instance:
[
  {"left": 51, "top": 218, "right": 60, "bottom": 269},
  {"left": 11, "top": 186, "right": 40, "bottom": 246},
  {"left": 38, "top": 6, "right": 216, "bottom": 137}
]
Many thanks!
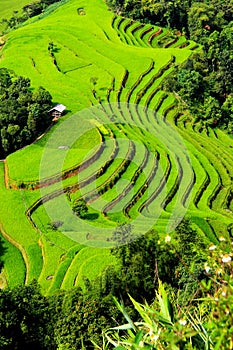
[{"left": 3, "top": 160, "right": 9, "bottom": 189}]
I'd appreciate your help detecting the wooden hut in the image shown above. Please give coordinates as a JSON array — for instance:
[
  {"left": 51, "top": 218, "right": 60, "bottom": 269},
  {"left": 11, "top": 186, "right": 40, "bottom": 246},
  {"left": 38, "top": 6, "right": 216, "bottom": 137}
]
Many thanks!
[{"left": 48, "top": 104, "right": 66, "bottom": 119}]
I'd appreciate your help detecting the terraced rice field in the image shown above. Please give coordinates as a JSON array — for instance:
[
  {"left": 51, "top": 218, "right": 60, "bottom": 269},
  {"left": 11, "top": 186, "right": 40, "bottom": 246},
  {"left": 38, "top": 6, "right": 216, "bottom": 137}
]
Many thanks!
[
  {"left": 0, "top": 0, "right": 33, "bottom": 33},
  {"left": 0, "top": 0, "right": 232, "bottom": 293}
]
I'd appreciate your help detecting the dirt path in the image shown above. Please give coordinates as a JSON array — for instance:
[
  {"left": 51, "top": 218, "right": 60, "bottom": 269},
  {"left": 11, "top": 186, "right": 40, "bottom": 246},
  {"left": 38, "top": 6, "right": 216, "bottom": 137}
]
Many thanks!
[
  {"left": 0, "top": 35, "right": 5, "bottom": 50},
  {"left": 3, "top": 160, "right": 9, "bottom": 189},
  {"left": 0, "top": 271, "right": 7, "bottom": 289},
  {"left": 1, "top": 160, "right": 18, "bottom": 190}
]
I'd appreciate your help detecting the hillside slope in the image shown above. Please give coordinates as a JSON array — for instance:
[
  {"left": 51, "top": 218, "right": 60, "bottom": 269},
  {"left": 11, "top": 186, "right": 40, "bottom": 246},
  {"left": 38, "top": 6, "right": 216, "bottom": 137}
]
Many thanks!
[{"left": 0, "top": 0, "right": 232, "bottom": 293}]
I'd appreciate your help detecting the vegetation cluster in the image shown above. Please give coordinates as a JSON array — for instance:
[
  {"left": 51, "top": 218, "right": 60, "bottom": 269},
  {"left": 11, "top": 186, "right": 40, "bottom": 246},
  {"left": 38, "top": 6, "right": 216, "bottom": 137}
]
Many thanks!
[
  {"left": 164, "top": 26, "right": 233, "bottom": 131},
  {"left": 104, "top": 234, "right": 233, "bottom": 349},
  {"left": 0, "top": 68, "right": 52, "bottom": 157}
]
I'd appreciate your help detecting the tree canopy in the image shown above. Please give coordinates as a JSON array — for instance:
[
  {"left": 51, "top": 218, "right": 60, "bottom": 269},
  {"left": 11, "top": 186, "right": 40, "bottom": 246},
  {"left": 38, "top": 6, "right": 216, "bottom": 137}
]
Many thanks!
[{"left": 0, "top": 68, "right": 52, "bottom": 157}]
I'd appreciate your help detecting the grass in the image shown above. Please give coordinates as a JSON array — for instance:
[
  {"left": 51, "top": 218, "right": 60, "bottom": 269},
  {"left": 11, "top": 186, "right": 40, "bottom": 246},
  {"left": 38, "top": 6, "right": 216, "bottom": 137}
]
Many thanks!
[
  {"left": 7, "top": 116, "right": 101, "bottom": 183},
  {"left": 0, "top": 163, "right": 43, "bottom": 281},
  {"left": 75, "top": 251, "right": 117, "bottom": 291},
  {"left": 133, "top": 24, "right": 152, "bottom": 47},
  {"left": 38, "top": 234, "right": 78, "bottom": 291},
  {"left": 0, "top": 234, "right": 26, "bottom": 288},
  {"left": 0, "top": 0, "right": 31, "bottom": 33},
  {"left": 47, "top": 244, "right": 83, "bottom": 294},
  {"left": 61, "top": 247, "right": 116, "bottom": 290}
]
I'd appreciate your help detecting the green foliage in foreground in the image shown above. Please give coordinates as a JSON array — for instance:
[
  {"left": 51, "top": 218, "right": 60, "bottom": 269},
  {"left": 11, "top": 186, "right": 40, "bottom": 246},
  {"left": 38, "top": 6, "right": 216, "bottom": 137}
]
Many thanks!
[
  {"left": 0, "top": 281, "right": 125, "bottom": 350},
  {"left": 97, "top": 220, "right": 208, "bottom": 305},
  {"left": 0, "top": 281, "right": 56, "bottom": 349},
  {"left": 101, "top": 283, "right": 209, "bottom": 349},
  {"left": 0, "top": 221, "right": 233, "bottom": 349},
  {"left": 100, "top": 238, "right": 233, "bottom": 349}
]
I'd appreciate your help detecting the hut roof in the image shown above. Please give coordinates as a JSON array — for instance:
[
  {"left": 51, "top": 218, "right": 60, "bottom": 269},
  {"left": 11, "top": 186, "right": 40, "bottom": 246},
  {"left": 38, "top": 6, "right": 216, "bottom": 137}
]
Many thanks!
[{"left": 48, "top": 104, "right": 66, "bottom": 113}]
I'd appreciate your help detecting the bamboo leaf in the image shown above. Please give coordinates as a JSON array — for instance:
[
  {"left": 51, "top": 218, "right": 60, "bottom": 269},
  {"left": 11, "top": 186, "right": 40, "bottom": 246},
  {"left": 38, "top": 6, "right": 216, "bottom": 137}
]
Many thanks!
[
  {"left": 109, "top": 323, "right": 134, "bottom": 331},
  {"left": 128, "top": 295, "right": 152, "bottom": 325},
  {"left": 113, "top": 296, "right": 136, "bottom": 331},
  {"left": 134, "top": 330, "right": 143, "bottom": 345},
  {"left": 156, "top": 280, "right": 173, "bottom": 323}
]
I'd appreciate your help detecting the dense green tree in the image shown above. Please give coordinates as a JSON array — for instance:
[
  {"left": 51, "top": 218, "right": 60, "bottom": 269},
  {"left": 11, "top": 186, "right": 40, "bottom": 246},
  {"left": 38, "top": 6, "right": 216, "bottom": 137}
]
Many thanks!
[
  {"left": 0, "top": 68, "right": 52, "bottom": 157},
  {"left": 22, "top": 2, "right": 43, "bottom": 18},
  {"left": 222, "top": 94, "right": 233, "bottom": 131},
  {"left": 176, "top": 69, "right": 204, "bottom": 102},
  {"left": 202, "top": 96, "right": 222, "bottom": 125},
  {"left": 72, "top": 198, "right": 88, "bottom": 218},
  {"left": 164, "top": 43, "right": 232, "bottom": 129},
  {"left": 51, "top": 288, "right": 124, "bottom": 349},
  {"left": 173, "top": 219, "right": 207, "bottom": 262},
  {"left": 103, "top": 225, "right": 178, "bottom": 302},
  {"left": 172, "top": 219, "right": 208, "bottom": 303},
  {"left": 0, "top": 281, "right": 56, "bottom": 349},
  {"left": 0, "top": 69, "right": 11, "bottom": 91},
  {"left": 187, "top": 2, "right": 225, "bottom": 42}
]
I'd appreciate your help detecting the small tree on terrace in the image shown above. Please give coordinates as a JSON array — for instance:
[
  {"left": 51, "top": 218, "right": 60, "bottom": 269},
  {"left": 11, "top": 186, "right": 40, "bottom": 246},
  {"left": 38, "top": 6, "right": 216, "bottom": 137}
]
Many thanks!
[{"left": 72, "top": 198, "right": 88, "bottom": 218}]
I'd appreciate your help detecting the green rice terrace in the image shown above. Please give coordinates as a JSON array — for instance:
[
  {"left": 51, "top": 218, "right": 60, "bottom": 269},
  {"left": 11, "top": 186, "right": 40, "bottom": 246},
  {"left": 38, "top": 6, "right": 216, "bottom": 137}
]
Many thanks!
[{"left": 0, "top": 0, "right": 232, "bottom": 294}]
